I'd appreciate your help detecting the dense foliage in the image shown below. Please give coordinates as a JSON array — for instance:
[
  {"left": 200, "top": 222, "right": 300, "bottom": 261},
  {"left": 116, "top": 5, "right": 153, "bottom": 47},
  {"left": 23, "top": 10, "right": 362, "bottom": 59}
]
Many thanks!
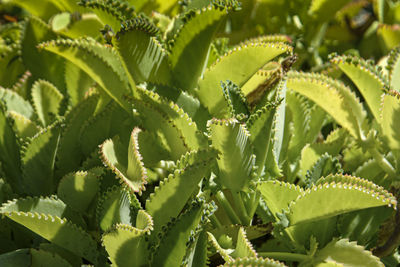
[{"left": 0, "top": 0, "right": 400, "bottom": 266}]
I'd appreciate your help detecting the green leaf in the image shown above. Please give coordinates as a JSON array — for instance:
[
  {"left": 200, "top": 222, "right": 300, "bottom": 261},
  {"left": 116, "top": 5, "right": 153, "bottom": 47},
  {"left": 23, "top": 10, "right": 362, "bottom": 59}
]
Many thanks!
[
  {"left": 286, "top": 91, "right": 320, "bottom": 161},
  {"left": 31, "top": 249, "right": 72, "bottom": 267},
  {"left": 231, "top": 227, "right": 257, "bottom": 259},
  {"left": 187, "top": 230, "right": 208, "bottom": 267},
  {"left": 60, "top": 13, "right": 103, "bottom": 39},
  {"left": 221, "top": 80, "right": 250, "bottom": 118},
  {"left": 387, "top": 46, "right": 400, "bottom": 92},
  {"left": 208, "top": 118, "right": 255, "bottom": 192},
  {"left": 309, "top": 0, "right": 352, "bottom": 21},
  {"left": 299, "top": 128, "right": 347, "bottom": 179},
  {"left": 0, "top": 46, "right": 25, "bottom": 88},
  {"left": 196, "top": 42, "right": 292, "bottom": 117},
  {"left": 102, "top": 210, "right": 153, "bottom": 267},
  {"left": 330, "top": 55, "right": 386, "bottom": 124},
  {"left": 133, "top": 87, "right": 207, "bottom": 150},
  {"left": 51, "top": 12, "right": 71, "bottom": 32},
  {"left": 56, "top": 94, "right": 98, "bottom": 177},
  {"left": 146, "top": 149, "right": 216, "bottom": 233},
  {"left": 151, "top": 200, "right": 206, "bottom": 266},
  {"left": 57, "top": 170, "right": 100, "bottom": 213},
  {"left": 78, "top": 0, "right": 135, "bottom": 32},
  {"left": 0, "top": 197, "right": 98, "bottom": 264},
  {"left": 114, "top": 18, "right": 171, "bottom": 85},
  {"left": 287, "top": 71, "right": 366, "bottom": 139},
  {"left": 377, "top": 24, "right": 400, "bottom": 52},
  {"left": 338, "top": 206, "right": 393, "bottom": 247},
  {"left": 97, "top": 186, "right": 133, "bottom": 231},
  {"left": 0, "top": 87, "right": 34, "bottom": 119},
  {"left": 271, "top": 79, "right": 287, "bottom": 163},
  {"left": 287, "top": 174, "right": 397, "bottom": 226},
  {"left": 170, "top": 6, "right": 226, "bottom": 91},
  {"left": 100, "top": 128, "right": 148, "bottom": 194},
  {"left": 222, "top": 257, "right": 288, "bottom": 267},
  {"left": 2, "top": 0, "right": 60, "bottom": 20},
  {"left": 31, "top": 80, "right": 63, "bottom": 127},
  {"left": 64, "top": 61, "right": 94, "bottom": 107},
  {"left": 380, "top": 93, "right": 400, "bottom": 151},
  {"left": 247, "top": 102, "right": 279, "bottom": 177},
  {"left": 258, "top": 180, "right": 303, "bottom": 220},
  {"left": 0, "top": 249, "right": 30, "bottom": 267},
  {"left": 21, "top": 17, "right": 66, "bottom": 93},
  {"left": 39, "top": 37, "right": 132, "bottom": 111},
  {"left": 129, "top": 97, "right": 187, "bottom": 161},
  {"left": 0, "top": 106, "right": 21, "bottom": 192},
  {"left": 80, "top": 101, "right": 135, "bottom": 157},
  {"left": 21, "top": 122, "right": 61, "bottom": 196},
  {"left": 8, "top": 111, "right": 39, "bottom": 139},
  {"left": 314, "top": 238, "right": 384, "bottom": 266}
]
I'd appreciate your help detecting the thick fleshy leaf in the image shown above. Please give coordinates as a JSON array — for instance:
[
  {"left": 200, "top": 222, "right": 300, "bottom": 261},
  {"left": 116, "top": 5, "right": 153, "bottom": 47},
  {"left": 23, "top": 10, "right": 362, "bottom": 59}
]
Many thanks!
[
  {"left": 170, "top": 6, "right": 226, "bottom": 90},
  {"left": 258, "top": 180, "right": 303, "bottom": 220},
  {"left": 97, "top": 186, "right": 133, "bottom": 231},
  {"left": 151, "top": 200, "right": 208, "bottom": 266},
  {"left": 246, "top": 102, "right": 279, "bottom": 177},
  {"left": 208, "top": 118, "right": 255, "bottom": 192},
  {"left": 377, "top": 24, "right": 400, "bottom": 52},
  {"left": 21, "top": 17, "right": 66, "bottom": 93},
  {"left": 64, "top": 61, "right": 94, "bottom": 107},
  {"left": 21, "top": 122, "right": 61, "bottom": 196},
  {"left": 299, "top": 128, "right": 347, "bottom": 179},
  {"left": 2, "top": 0, "right": 60, "bottom": 21},
  {"left": 146, "top": 149, "right": 217, "bottom": 233},
  {"left": 30, "top": 249, "right": 72, "bottom": 267},
  {"left": 102, "top": 210, "right": 153, "bottom": 267},
  {"left": 196, "top": 42, "right": 292, "bottom": 117},
  {"left": 0, "top": 196, "right": 98, "bottom": 263},
  {"left": 387, "top": 46, "right": 400, "bottom": 92},
  {"left": 0, "top": 87, "right": 33, "bottom": 119},
  {"left": 0, "top": 46, "right": 25, "bottom": 88},
  {"left": 380, "top": 93, "right": 400, "bottom": 151},
  {"left": 114, "top": 18, "right": 171, "bottom": 85},
  {"left": 31, "top": 80, "right": 63, "bottom": 127},
  {"left": 57, "top": 170, "right": 100, "bottom": 213},
  {"left": 0, "top": 249, "right": 31, "bottom": 267},
  {"left": 100, "top": 128, "right": 148, "bottom": 194},
  {"left": 338, "top": 206, "right": 393, "bottom": 246},
  {"left": 39, "top": 37, "right": 132, "bottom": 111},
  {"left": 132, "top": 87, "right": 207, "bottom": 151},
  {"left": 78, "top": 0, "right": 135, "bottom": 32},
  {"left": 309, "top": 0, "right": 352, "bottom": 21},
  {"left": 56, "top": 94, "right": 98, "bottom": 177},
  {"left": 330, "top": 55, "right": 386, "bottom": 124},
  {"left": 221, "top": 257, "right": 288, "bottom": 267},
  {"left": 231, "top": 227, "right": 258, "bottom": 259},
  {"left": 0, "top": 106, "right": 22, "bottom": 190},
  {"left": 79, "top": 101, "right": 135, "bottom": 157},
  {"left": 314, "top": 238, "right": 384, "bottom": 266},
  {"left": 287, "top": 174, "right": 397, "bottom": 226},
  {"left": 8, "top": 111, "right": 40, "bottom": 139},
  {"left": 287, "top": 71, "right": 366, "bottom": 139}
]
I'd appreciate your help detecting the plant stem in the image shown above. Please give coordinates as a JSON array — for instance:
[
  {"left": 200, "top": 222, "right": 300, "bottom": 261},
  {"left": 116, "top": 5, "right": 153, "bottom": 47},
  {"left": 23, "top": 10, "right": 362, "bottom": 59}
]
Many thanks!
[
  {"left": 258, "top": 252, "right": 310, "bottom": 262},
  {"left": 369, "top": 147, "right": 397, "bottom": 178},
  {"left": 231, "top": 191, "right": 250, "bottom": 225},
  {"left": 373, "top": 205, "right": 400, "bottom": 257},
  {"left": 215, "top": 191, "right": 241, "bottom": 225},
  {"left": 209, "top": 214, "right": 222, "bottom": 229}
]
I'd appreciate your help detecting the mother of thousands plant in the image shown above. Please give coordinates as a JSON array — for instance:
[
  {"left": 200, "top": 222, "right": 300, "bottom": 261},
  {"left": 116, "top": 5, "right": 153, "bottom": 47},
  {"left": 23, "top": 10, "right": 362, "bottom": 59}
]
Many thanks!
[{"left": 0, "top": 0, "right": 399, "bottom": 266}]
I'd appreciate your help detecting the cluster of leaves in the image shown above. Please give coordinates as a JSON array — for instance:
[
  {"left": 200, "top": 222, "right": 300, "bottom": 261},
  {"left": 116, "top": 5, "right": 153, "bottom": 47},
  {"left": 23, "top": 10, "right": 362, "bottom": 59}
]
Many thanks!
[
  {"left": 217, "top": 0, "right": 400, "bottom": 69},
  {"left": 0, "top": 0, "right": 400, "bottom": 266}
]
